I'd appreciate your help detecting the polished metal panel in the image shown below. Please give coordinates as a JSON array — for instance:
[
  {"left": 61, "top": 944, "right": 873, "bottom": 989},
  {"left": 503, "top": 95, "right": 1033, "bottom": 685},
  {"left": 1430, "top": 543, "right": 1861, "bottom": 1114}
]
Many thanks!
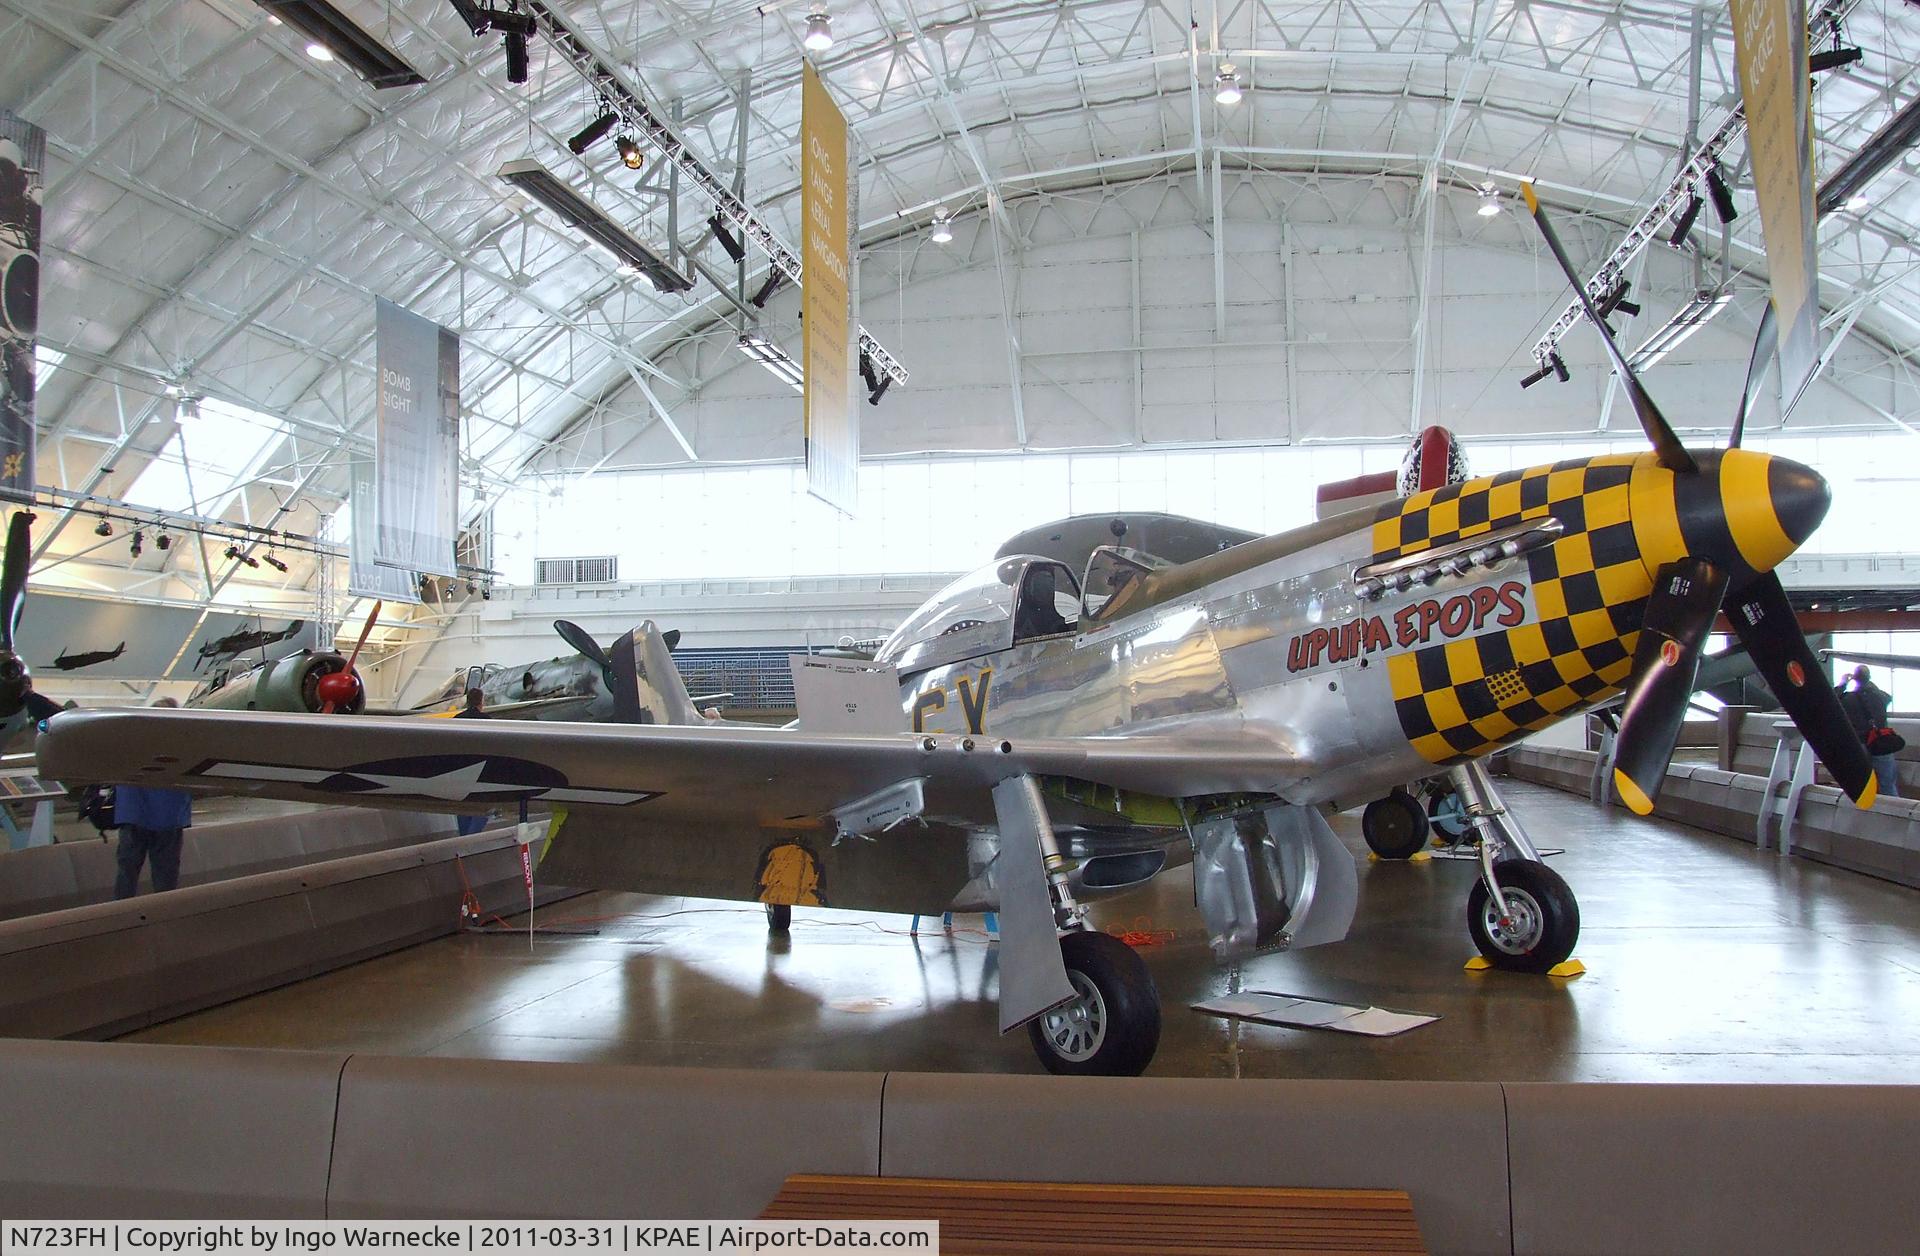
[{"left": 988, "top": 774, "right": 1078, "bottom": 1033}]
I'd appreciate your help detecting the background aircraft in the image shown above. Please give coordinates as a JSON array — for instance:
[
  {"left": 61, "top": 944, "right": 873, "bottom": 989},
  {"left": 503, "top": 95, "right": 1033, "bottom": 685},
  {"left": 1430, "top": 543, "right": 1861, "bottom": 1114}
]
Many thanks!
[
  {"left": 184, "top": 608, "right": 376, "bottom": 715},
  {"left": 409, "top": 620, "right": 726, "bottom": 722},
  {"left": 52, "top": 641, "right": 123, "bottom": 671}
]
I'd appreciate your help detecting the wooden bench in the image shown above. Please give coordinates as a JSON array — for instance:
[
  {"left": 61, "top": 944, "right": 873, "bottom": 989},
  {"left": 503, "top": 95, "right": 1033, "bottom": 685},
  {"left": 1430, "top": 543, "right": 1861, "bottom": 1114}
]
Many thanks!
[{"left": 761, "top": 1174, "right": 1426, "bottom": 1253}]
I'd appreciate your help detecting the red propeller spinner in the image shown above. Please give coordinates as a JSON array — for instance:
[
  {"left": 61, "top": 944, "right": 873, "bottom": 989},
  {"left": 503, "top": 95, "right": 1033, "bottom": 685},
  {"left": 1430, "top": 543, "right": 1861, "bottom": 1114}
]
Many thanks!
[{"left": 318, "top": 600, "right": 381, "bottom": 715}]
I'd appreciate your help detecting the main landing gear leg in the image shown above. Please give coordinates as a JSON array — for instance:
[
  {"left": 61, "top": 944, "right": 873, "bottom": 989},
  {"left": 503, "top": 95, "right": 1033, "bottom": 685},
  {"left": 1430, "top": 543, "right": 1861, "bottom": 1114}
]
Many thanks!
[
  {"left": 992, "top": 774, "right": 1161, "bottom": 1076},
  {"left": 1448, "top": 762, "right": 1580, "bottom": 973}
]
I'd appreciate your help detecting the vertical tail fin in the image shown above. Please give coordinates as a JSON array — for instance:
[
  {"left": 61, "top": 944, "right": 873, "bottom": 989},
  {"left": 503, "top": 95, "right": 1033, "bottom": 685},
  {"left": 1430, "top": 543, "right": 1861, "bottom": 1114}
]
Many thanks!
[{"left": 608, "top": 620, "right": 699, "bottom": 725}]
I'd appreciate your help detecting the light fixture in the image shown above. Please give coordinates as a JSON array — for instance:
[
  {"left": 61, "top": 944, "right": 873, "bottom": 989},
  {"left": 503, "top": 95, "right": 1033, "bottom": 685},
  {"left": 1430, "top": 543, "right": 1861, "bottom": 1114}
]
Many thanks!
[
  {"left": 498, "top": 159, "right": 695, "bottom": 293},
  {"left": 503, "top": 29, "right": 529, "bottom": 84},
  {"left": 253, "top": 2, "right": 426, "bottom": 88},
  {"left": 1476, "top": 185, "right": 1501, "bottom": 217},
  {"left": 930, "top": 208, "right": 953, "bottom": 243},
  {"left": 737, "top": 334, "right": 805, "bottom": 392},
  {"left": 1847, "top": 190, "right": 1871, "bottom": 213},
  {"left": 709, "top": 213, "right": 746, "bottom": 261},
  {"left": 447, "top": 1, "right": 537, "bottom": 86},
  {"left": 130, "top": 532, "right": 144, "bottom": 558},
  {"left": 802, "top": 8, "right": 833, "bottom": 53},
  {"left": 1705, "top": 165, "right": 1738, "bottom": 224},
  {"left": 264, "top": 552, "right": 289, "bottom": 573},
  {"left": 568, "top": 110, "right": 619, "bottom": 155},
  {"left": 94, "top": 517, "right": 111, "bottom": 538},
  {"left": 1667, "top": 192, "right": 1704, "bottom": 248},
  {"left": 155, "top": 530, "right": 171, "bottom": 551},
  {"left": 1809, "top": 19, "right": 1863, "bottom": 75},
  {"left": 1213, "top": 64, "right": 1242, "bottom": 105},
  {"left": 749, "top": 273, "right": 784, "bottom": 308},
  {"left": 616, "top": 135, "right": 646, "bottom": 171}
]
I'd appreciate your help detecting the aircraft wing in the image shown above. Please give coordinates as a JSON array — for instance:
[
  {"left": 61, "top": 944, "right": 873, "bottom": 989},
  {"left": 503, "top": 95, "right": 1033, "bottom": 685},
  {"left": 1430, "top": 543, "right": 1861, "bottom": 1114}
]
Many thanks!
[{"left": 35, "top": 709, "right": 1289, "bottom": 828}]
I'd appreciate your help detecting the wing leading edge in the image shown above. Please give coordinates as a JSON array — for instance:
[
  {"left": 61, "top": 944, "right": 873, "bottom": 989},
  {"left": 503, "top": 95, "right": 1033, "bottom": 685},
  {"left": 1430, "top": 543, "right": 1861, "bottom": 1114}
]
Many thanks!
[{"left": 36, "top": 709, "right": 1292, "bottom": 830}]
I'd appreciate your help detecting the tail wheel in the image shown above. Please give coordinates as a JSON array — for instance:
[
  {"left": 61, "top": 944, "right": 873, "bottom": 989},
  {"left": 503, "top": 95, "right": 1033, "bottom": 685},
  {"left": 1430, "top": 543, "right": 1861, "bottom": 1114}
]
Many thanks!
[
  {"left": 1362, "top": 789, "right": 1430, "bottom": 859},
  {"left": 764, "top": 903, "right": 791, "bottom": 933},
  {"left": 1467, "top": 859, "right": 1580, "bottom": 972},
  {"left": 1027, "top": 930, "right": 1160, "bottom": 1077}
]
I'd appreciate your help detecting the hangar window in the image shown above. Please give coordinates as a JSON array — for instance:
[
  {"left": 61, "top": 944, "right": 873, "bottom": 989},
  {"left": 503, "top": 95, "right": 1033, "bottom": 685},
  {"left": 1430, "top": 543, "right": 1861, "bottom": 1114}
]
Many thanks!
[{"left": 124, "top": 396, "right": 286, "bottom": 516}]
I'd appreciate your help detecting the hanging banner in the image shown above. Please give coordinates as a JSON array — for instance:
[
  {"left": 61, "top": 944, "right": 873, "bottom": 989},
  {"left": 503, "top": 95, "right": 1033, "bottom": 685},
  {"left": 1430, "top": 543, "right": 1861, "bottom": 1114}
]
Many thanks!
[
  {"left": 801, "top": 63, "right": 858, "bottom": 515},
  {"left": 1731, "top": 0, "right": 1821, "bottom": 411},
  {"left": 350, "top": 457, "right": 421, "bottom": 604},
  {"left": 0, "top": 110, "right": 44, "bottom": 504},
  {"left": 374, "top": 297, "right": 459, "bottom": 576}
]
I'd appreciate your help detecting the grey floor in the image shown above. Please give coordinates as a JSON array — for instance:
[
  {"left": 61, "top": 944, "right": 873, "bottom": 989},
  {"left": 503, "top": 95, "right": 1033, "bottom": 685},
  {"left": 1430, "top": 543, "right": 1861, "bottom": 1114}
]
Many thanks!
[{"left": 123, "top": 781, "right": 1920, "bottom": 1082}]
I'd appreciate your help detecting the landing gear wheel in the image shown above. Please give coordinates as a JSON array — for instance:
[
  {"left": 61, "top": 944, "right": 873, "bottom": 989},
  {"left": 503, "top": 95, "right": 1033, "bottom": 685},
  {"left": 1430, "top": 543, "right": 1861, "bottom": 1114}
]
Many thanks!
[
  {"left": 1466, "top": 859, "right": 1579, "bottom": 972},
  {"left": 1028, "top": 930, "right": 1160, "bottom": 1076},
  {"left": 764, "top": 903, "right": 791, "bottom": 933},
  {"left": 1427, "top": 789, "right": 1472, "bottom": 846},
  {"left": 1362, "top": 789, "right": 1430, "bottom": 859}
]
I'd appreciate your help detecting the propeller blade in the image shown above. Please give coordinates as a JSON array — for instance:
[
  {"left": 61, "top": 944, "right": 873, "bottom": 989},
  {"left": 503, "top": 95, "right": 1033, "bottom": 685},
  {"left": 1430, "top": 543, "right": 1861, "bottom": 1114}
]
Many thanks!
[
  {"left": 1731, "top": 300, "right": 1777, "bottom": 449},
  {"left": 1726, "top": 572, "right": 1878, "bottom": 807},
  {"left": 1611, "top": 558, "right": 1729, "bottom": 814},
  {"left": 607, "top": 629, "right": 644, "bottom": 724},
  {"left": 320, "top": 601, "right": 381, "bottom": 715},
  {"left": 553, "top": 619, "right": 612, "bottom": 671},
  {"left": 1, "top": 510, "right": 30, "bottom": 653},
  {"left": 1521, "top": 183, "right": 1698, "bottom": 474}
]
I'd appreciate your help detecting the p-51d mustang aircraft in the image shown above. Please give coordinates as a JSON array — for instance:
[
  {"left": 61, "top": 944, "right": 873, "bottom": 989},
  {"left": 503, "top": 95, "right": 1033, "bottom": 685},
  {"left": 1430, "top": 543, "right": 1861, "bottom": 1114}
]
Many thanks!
[{"left": 15, "top": 188, "right": 1875, "bottom": 1076}]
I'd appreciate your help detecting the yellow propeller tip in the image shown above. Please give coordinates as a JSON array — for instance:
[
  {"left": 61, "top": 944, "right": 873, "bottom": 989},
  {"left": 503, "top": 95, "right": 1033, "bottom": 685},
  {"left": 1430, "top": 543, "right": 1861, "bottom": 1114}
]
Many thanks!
[
  {"left": 1521, "top": 181, "right": 1539, "bottom": 213},
  {"left": 1613, "top": 769, "right": 1654, "bottom": 815},
  {"left": 1856, "top": 774, "right": 1879, "bottom": 810}
]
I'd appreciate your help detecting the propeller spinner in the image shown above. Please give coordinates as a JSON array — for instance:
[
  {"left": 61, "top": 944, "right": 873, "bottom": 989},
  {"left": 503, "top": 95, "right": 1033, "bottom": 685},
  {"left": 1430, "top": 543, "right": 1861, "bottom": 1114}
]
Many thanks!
[{"left": 1521, "top": 183, "right": 1874, "bottom": 813}]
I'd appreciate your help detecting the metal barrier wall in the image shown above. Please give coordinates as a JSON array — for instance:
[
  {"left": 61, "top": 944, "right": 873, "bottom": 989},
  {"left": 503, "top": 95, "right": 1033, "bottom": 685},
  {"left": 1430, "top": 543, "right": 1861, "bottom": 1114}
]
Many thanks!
[{"left": 1, "top": 1040, "right": 1916, "bottom": 1255}]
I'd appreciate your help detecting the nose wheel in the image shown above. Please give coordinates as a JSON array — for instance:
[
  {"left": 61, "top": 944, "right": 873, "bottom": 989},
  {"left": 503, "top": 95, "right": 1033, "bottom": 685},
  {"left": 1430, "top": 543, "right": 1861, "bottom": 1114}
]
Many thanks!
[{"left": 1027, "top": 930, "right": 1160, "bottom": 1076}]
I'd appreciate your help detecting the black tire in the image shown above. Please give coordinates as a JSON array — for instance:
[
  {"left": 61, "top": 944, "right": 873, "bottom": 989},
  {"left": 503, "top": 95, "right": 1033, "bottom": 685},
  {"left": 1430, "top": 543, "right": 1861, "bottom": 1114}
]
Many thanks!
[
  {"left": 1362, "top": 789, "right": 1430, "bottom": 859},
  {"left": 765, "top": 903, "right": 791, "bottom": 933},
  {"left": 1426, "top": 788, "right": 1472, "bottom": 846},
  {"left": 1466, "top": 859, "right": 1579, "bottom": 972},
  {"left": 1027, "top": 930, "right": 1160, "bottom": 1076}
]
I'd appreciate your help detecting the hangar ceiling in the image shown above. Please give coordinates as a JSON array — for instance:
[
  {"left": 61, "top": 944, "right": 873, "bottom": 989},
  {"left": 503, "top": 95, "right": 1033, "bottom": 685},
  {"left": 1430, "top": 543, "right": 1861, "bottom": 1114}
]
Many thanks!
[{"left": 4, "top": 0, "right": 1920, "bottom": 649}]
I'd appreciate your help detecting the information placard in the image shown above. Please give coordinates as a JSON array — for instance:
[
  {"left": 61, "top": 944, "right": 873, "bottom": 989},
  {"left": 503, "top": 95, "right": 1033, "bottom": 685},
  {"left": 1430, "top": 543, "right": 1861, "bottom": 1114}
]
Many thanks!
[{"left": 800, "top": 64, "right": 857, "bottom": 515}]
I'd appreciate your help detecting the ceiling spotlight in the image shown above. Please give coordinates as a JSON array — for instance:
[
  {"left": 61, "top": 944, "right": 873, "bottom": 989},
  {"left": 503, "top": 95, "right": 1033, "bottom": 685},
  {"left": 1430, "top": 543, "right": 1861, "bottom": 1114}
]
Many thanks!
[
  {"left": 503, "top": 30, "right": 529, "bottom": 84},
  {"left": 1667, "top": 192, "right": 1704, "bottom": 249},
  {"left": 1705, "top": 165, "right": 1738, "bottom": 224},
  {"left": 616, "top": 135, "right": 646, "bottom": 171},
  {"left": 94, "top": 517, "right": 112, "bottom": 538},
  {"left": 155, "top": 530, "right": 171, "bottom": 551},
  {"left": 930, "top": 209, "right": 953, "bottom": 243},
  {"left": 568, "top": 109, "right": 619, "bottom": 155},
  {"left": 264, "top": 552, "right": 289, "bottom": 573},
  {"left": 129, "top": 532, "right": 143, "bottom": 558},
  {"left": 467, "top": 580, "right": 478, "bottom": 595},
  {"left": 304, "top": 41, "right": 334, "bottom": 62},
  {"left": 1213, "top": 64, "right": 1242, "bottom": 106},
  {"left": 1477, "top": 185, "right": 1501, "bottom": 217},
  {"left": 802, "top": 8, "right": 833, "bottom": 53}
]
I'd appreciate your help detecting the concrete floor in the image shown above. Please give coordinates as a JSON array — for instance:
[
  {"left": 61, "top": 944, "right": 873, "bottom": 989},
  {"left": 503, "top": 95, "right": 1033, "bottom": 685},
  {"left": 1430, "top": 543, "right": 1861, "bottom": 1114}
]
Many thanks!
[{"left": 124, "top": 781, "right": 1920, "bottom": 1082}]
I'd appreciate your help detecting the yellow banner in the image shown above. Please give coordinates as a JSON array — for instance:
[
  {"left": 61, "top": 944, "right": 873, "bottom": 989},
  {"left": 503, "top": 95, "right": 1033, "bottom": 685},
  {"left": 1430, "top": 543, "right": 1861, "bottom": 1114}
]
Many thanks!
[
  {"left": 1731, "top": 0, "right": 1820, "bottom": 408},
  {"left": 800, "top": 64, "right": 857, "bottom": 513}
]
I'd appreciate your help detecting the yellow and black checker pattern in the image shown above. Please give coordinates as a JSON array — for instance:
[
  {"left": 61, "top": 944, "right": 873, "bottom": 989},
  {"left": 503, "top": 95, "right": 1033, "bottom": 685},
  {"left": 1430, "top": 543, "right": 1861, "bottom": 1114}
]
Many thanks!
[{"left": 1371, "top": 455, "right": 1653, "bottom": 763}]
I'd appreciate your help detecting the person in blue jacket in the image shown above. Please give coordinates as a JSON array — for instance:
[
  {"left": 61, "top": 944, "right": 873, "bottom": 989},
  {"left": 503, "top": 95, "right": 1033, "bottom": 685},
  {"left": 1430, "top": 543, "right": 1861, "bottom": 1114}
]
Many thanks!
[{"left": 113, "top": 697, "right": 193, "bottom": 898}]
